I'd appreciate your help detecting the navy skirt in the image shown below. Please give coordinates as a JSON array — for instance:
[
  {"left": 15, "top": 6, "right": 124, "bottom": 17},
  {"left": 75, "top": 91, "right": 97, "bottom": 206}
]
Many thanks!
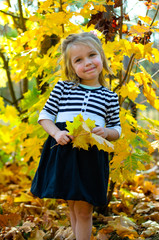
[{"left": 31, "top": 122, "right": 109, "bottom": 206}]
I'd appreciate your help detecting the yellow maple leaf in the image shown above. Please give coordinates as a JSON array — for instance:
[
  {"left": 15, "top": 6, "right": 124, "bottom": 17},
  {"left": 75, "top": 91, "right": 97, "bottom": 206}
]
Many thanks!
[
  {"left": 80, "top": 2, "right": 92, "bottom": 18},
  {"left": 106, "top": 0, "right": 115, "bottom": 5},
  {"left": 72, "top": 130, "right": 90, "bottom": 150},
  {"left": 143, "top": 83, "right": 159, "bottom": 110},
  {"left": 152, "top": 48, "right": 159, "bottom": 63},
  {"left": 138, "top": 16, "right": 152, "bottom": 25},
  {"left": 0, "top": 96, "right": 5, "bottom": 112},
  {"left": 11, "top": 123, "right": 34, "bottom": 142},
  {"left": 136, "top": 103, "right": 147, "bottom": 111},
  {"left": 0, "top": 126, "right": 12, "bottom": 143},
  {"left": 0, "top": 69, "right": 7, "bottom": 87},
  {"left": 14, "top": 192, "right": 34, "bottom": 203},
  {"left": 119, "top": 80, "right": 140, "bottom": 101},
  {"left": 85, "top": 118, "right": 96, "bottom": 130},
  {"left": 21, "top": 136, "right": 45, "bottom": 162},
  {"left": 66, "top": 114, "right": 114, "bottom": 152},
  {"left": 129, "top": 25, "right": 150, "bottom": 37},
  {"left": 91, "top": 133, "right": 114, "bottom": 150},
  {"left": 66, "top": 114, "right": 84, "bottom": 136},
  {"left": 92, "top": 5, "right": 107, "bottom": 14}
]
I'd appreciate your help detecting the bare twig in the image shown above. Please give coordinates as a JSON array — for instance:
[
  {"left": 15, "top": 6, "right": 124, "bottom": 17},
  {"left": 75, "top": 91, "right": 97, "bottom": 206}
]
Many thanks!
[
  {"left": 113, "top": 53, "right": 135, "bottom": 92},
  {"left": 50, "top": 143, "right": 59, "bottom": 149},
  {"left": 151, "top": 70, "right": 159, "bottom": 78},
  {"left": 0, "top": 10, "right": 28, "bottom": 20},
  {"left": 0, "top": 50, "right": 20, "bottom": 111},
  {"left": 59, "top": 0, "right": 65, "bottom": 34},
  {"left": 0, "top": 95, "right": 13, "bottom": 104},
  {"left": 150, "top": 4, "right": 159, "bottom": 27}
]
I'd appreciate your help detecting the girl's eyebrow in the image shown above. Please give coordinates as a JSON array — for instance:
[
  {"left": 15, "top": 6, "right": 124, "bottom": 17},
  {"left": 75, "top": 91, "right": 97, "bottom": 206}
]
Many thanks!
[
  {"left": 72, "top": 56, "right": 81, "bottom": 62},
  {"left": 89, "top": 49, "right": 97, "bottom": 54}
]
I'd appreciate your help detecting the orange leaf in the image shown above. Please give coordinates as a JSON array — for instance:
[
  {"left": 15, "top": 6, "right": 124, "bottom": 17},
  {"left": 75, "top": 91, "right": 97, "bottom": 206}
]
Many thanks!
[
  {"left": 129, "top": 25, "right": 150, "bottom": 37},
  {"left": 0, "top": 213, "right": 21, "bottom": 227}
]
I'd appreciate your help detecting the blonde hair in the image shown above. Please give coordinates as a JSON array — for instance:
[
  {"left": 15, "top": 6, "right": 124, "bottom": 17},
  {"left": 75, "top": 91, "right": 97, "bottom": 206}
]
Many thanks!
[{"left": 61, "top": 32, "right": 112, "bottom": 86}]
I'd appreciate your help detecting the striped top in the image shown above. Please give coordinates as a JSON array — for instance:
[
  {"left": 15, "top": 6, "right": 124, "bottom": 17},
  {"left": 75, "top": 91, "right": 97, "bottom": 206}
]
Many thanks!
[{"left": 38, "top": 81, "right": 121, "bottom": 135}]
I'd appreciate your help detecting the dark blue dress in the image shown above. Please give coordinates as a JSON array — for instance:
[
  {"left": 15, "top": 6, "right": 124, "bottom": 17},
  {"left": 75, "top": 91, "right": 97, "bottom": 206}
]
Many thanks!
[{"left": 31, "top": 122, "right": 109, "bottom": 206}]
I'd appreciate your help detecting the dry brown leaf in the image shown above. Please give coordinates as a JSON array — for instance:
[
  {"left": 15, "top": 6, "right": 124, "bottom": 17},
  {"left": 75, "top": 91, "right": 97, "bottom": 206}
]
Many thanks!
[
  {"left": 3, "top": 227, "right": 25, "bottom": 240},
  {"left": 146, "top": 212, "right": 159, "bottom": 221},
  {"left": 54, "top": 226, "right": 75, "bottom": 240},
  {"left": 142, "top": 181, "right": 157, "bottom": 195},
  {"left": 96, "top": 228, "right": 111, "bottom": 240},
  {"left": 18, "top": 221, "right": 35, "bottom": 233},
  {"left": 133, "top": 202, "right": 151, "bottom": 214},
  {"left": 0, "top": 213, "right": 21, "bottom": 227},
  {"left": 141, "top": 220, "right": 159, "bottom": 237},
  {"left": 107, "top": 217, "right": 139, "bottom": 239},
  {"left": 28, "top": 228, "right": 45, "bottom": 240}
]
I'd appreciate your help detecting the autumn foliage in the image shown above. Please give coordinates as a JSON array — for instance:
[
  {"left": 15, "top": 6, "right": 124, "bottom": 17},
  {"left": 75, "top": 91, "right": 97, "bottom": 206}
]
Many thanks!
[{"left": 0, "top": 0, "right": 159, "bottom": 239}]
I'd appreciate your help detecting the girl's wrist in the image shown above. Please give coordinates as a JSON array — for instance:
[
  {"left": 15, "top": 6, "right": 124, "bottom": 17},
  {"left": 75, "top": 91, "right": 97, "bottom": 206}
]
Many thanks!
[
  {"left": 51, "top": 129, "right": 60, "bottom": 139},
  {"left": 104, "top": 128, "right": 108, "bottom": 139}
]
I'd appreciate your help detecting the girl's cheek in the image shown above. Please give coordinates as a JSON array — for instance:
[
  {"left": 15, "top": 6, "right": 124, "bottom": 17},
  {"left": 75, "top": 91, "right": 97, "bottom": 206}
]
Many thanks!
[{"left": 76, "top": 66, "right": 82, "bottom": 74}]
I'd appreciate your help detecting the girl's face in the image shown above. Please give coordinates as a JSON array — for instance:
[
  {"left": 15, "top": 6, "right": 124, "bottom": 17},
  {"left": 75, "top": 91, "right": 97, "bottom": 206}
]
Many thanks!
[{"left": 70, "top": 43, "right": 103, "bottom": 86}]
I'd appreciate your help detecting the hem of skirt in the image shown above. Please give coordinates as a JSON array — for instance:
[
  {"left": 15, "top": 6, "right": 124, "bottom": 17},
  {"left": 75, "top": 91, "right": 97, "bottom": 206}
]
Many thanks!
[{"left": 30, "top": 191, "right": 107, "bottom": 207}]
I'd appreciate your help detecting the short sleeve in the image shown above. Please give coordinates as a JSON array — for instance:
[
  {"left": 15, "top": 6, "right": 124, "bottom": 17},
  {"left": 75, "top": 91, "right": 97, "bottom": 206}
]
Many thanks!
[
  {"left": 38, "top": 81, "right": 64, "bottom": 123},
  {"left": 106, "top": 93, "right": 121, "bottom": 135}
]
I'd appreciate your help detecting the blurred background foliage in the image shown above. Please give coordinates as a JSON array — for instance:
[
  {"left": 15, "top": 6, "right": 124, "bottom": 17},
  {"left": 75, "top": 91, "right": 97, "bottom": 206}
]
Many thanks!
[{"left": 0, "top": 0, "right": 159, "bottom": 201}]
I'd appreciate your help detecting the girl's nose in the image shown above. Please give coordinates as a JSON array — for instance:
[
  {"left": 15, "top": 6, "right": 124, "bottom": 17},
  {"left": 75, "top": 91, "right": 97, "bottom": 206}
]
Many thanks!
[{"left": 85, "top": 58, "right": 91, "bottom": 66}]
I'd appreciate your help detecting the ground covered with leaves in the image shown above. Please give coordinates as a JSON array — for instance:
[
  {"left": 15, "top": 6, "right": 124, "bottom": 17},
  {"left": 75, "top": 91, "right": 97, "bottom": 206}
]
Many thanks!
[{"left": 0, "top": 161, "right": 159, "bottom": 240}]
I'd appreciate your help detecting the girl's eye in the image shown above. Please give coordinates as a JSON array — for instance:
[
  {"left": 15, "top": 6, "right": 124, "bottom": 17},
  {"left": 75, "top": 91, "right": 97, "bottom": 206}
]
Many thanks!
[
  {"left": 90, "top": 53, "right": 96, "bottom": 57},
  {"left": 75, "top": 58, "right": 81, "bottom": 63}
]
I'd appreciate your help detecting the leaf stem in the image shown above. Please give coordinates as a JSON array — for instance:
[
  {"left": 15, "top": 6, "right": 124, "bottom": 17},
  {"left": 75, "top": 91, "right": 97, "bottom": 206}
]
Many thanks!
[{"left": 50, "top": 143, "right": 59, "bottom": 149}]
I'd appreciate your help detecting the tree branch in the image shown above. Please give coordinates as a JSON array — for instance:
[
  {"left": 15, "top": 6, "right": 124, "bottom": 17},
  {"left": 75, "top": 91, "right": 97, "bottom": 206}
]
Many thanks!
[
  {"left": 113, "top": 53, "right": 135, "bottom": 92},
  {"left": 6, "top": 0, "right": 11, "bottom": 7},
  {"left": 151, "top": 69, "right": 159, "bottom": 78},
  {"left": 0, "top": 10, "right": 28, "bottom": 20},
  {"left": 18, "top": 0, "right": 27, "bottom": 31},
  {"left": 0, "top": 94, "right": 23, "bottom": 109},
  {"left": 119, "top": 0, "right": 123, "bottom": 39},
  {"left": 59, "top": 0, "right": 65, "bottom": 34},
  {"left": 0, "top": 95, "right": 13, "bottom": 104},
  {"left": 0, "top": 50, "right": 20, "bottom": 111},
  {"left": 150, "top": 4, "right": 159, "bottom": 27},
  {"left": 17, "top": 0, "right": 28, "bottom": 94}
]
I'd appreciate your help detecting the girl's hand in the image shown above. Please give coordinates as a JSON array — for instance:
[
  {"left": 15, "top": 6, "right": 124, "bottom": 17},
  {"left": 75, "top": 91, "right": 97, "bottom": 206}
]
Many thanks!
[
  {"left": 92, "top": 127, "right": 108, "bottom": 139},
  {"left": 54, "top": 130, "right": 74, "bottom": 145}
]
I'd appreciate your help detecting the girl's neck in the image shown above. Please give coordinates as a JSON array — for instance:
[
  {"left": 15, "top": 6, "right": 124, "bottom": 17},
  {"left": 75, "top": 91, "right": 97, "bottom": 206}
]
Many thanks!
[
  {"left": 80, "top": 81, "right": 101, "bottom": 88},
  {"left": 79, "top": 83, "right": 102, "bottom": 90}
]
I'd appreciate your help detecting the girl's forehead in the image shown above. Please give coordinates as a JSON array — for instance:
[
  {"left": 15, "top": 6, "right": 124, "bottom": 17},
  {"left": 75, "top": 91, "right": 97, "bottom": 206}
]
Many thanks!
[
  {"left": 71, "top": 42, "right": 92, "bottom": 48},
  {"left": 69, "top": 43, "right": 98, "bottom": 53}
]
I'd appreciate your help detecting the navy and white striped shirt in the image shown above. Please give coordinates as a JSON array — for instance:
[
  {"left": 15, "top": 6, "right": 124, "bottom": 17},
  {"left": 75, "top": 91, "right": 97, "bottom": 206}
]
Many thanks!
[{"left": 38, "top": 81, "right": 121, "bottom": 135}]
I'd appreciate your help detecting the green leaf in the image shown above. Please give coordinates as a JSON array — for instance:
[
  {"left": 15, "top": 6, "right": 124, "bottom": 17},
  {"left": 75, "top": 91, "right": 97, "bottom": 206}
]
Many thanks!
[{"left": 19, "top": 87, "right": 41, "bottom": 111}]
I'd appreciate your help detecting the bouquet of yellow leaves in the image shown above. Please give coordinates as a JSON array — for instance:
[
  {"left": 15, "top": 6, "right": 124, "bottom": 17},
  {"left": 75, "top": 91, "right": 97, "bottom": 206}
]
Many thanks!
[{"left": 66, "top": 114, "right": 114, "bottom": 152}]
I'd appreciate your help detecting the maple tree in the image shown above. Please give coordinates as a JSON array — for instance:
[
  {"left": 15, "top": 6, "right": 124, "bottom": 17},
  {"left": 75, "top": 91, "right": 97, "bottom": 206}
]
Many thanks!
[{"left": 0, "top": 0, "right": 159, "bottom": 239}]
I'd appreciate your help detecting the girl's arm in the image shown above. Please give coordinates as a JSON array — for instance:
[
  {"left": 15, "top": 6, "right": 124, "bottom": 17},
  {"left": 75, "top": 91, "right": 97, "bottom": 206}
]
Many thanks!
[
  {"left": 92, "top": 127, "right": 119, "bottom": 141},
  {"left": 39, "top": 119, "right": 73, "bottom": 145}
]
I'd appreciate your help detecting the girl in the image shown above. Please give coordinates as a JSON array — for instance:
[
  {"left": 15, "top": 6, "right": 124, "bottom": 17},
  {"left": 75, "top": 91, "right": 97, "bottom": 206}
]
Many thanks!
[{"left": 31, "top": 32, "right": 121, "bottom": 240}]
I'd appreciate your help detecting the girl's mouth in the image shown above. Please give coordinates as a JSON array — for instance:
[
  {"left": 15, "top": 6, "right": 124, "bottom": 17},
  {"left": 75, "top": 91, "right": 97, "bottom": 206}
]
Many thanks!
[{"left": 85, "top": 67, "right": 96, "bottom": 73}]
